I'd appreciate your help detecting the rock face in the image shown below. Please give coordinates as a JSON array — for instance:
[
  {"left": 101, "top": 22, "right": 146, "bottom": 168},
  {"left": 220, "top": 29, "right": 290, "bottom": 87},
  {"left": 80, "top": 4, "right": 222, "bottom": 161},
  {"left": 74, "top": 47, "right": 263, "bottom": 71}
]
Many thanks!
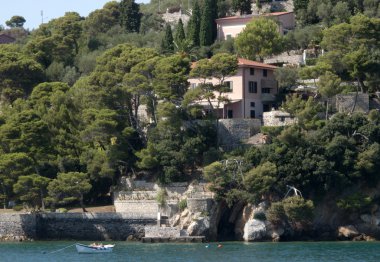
[
  {"left": 338, "top": 225, "right": 360, "bottom": 239},
  {"left": 187, "top": 217, "right": 210, "bottom": 236},
  {"left": 243, "top": 219, "right": 268, "bottom": 241}
]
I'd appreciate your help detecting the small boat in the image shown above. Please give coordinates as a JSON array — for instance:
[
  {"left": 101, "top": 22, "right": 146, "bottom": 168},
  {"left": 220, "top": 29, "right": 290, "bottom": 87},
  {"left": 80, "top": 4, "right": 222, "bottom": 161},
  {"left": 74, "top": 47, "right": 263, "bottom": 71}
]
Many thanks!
[{"left": 75, "top": 243, "right": 115, "bottom": 254}]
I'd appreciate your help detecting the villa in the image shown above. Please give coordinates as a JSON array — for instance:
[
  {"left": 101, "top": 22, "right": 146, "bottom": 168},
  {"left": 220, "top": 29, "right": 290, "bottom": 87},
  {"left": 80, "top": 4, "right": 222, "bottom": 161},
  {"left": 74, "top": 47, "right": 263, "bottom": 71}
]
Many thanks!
[
  {"left": 188, "top": 58, "right": 278, "bottom": 119},
  {"left": 216, "top": 11, "right": 295, "bottom": 40},
  {"left": 0, "top": 34, "right": 16, "bottom": 44}
]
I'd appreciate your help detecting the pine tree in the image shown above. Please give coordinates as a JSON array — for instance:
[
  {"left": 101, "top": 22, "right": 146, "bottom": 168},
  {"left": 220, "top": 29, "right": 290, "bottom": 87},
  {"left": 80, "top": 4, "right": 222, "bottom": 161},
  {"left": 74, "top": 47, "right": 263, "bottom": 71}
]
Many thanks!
[
  {"left": 232, "top": 0, "right": 252, "bottom": 15},
  {"left": 174, "top": 19, "right": 186, "bottom": 47},
  {"left": 119, "top": 0, "right": 141, "bottom": 33},
  {"left": 187, "top": 1, "right": 201, "bottom": 46},
  {"left": 200, "top": 0, "right": 218, "bottom": 46},
  {"left": 161, "top": 24, "right": 174, "bottom": 53}
]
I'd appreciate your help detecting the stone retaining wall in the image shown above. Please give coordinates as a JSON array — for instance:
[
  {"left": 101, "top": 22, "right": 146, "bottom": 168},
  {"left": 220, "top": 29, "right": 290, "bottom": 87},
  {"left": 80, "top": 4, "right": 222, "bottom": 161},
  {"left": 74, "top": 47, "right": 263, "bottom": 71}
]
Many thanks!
[
  {"left": 187, "top": 198, "right": 214, "bottom": 213},
  {"left": 144, "top": 226, "right": 180, "bottom": 238},
  {"left": 0, "top": 213, "right": 156, "bottom": 241},
  {"left": 0, "top": 213, "right": 36, "bottom": 241},
  {"left": 113, "top": 200, "right": 158, "bottom": 218},
  {"left": 218, "top": 119, "right": 262, "bottom": 148}
]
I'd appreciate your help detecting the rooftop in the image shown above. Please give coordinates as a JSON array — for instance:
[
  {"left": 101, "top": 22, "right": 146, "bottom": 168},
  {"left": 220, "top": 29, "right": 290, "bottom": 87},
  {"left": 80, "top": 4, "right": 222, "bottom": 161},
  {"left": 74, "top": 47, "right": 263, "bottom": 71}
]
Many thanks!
[
  {"left": 238, "top": 58, "right": 278, "bottom": 70},
  {"left": 216, "top": 11, "right": 293, "bottom": 22},
  {"left": 0, "top": 34, "right": 16, "bottom": 44},
  {"left": 191, "top": 58, "right": 277, "bottom": 70}
]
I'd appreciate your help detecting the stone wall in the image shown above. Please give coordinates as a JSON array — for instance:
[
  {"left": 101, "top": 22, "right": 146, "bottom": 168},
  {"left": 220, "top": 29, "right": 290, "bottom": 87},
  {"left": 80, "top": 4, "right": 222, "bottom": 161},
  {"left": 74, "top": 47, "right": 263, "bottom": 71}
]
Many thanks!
[
  {"left": 113, "top": 200, "right": 158, "bottom": 218},
  {"left": 144, "top": 226, "right": 180, "bottom": 238},
  {"left": 0, "top": 213, "right": 156, "bottom": 241},
  {"left": 36, "top": 213, "right": 156, "bottom": 240},
  {"left": 0, "top": 214, "right": 36, "bottom": 241},
  {"left": 162, "top": 10, "right": 190, "bottom": 25},
  {"left": 218, "top": 119, "right": 262, "bottom": 148},
  {"left": 263, "top": 110, "right": 297, "bottom": 126},
  {"left": 335, "top": 93, "right": 369, "bottom": 113},
  {"left": 187, "top": 198, "right": 214, "bottom": 213}
]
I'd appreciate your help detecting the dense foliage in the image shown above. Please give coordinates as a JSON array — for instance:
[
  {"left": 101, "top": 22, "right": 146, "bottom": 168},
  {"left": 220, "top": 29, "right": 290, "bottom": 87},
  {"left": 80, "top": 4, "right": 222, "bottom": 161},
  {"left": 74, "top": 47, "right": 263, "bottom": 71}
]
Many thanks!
[{"left": 0, "top": 0, "right": 379, "bottom": 213}]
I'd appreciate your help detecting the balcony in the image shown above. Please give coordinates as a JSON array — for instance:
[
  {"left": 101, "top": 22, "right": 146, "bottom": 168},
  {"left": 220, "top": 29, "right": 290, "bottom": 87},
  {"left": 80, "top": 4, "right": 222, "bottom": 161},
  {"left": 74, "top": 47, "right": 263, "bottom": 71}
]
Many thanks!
[
  {"left": 261, "top": 93, "right": 276, "bottom": 102},
  {"left": 261, "top": 79, "right": 277, "bottom": 89}
]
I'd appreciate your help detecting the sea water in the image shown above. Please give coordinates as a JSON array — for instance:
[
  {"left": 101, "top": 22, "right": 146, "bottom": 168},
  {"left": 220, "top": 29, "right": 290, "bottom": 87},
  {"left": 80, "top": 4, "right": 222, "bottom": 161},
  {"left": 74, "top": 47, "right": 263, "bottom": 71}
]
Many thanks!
[{"left": 0, "top": 241, "right": 380, "bottom": 262}]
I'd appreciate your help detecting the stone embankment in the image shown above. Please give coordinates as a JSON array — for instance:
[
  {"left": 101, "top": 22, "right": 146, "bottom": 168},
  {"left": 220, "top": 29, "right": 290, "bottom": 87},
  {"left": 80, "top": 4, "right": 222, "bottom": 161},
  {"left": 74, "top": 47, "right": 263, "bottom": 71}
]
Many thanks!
[{"left": 0, "top": 212, "right": 155, "bottom": 241}]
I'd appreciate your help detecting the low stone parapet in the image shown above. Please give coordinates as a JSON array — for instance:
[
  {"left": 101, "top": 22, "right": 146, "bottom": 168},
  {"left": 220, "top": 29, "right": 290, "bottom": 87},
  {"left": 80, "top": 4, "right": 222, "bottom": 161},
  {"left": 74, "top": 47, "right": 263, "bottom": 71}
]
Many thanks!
[{"left": 144, "top": 226, "right": 180, "bottom": 238}]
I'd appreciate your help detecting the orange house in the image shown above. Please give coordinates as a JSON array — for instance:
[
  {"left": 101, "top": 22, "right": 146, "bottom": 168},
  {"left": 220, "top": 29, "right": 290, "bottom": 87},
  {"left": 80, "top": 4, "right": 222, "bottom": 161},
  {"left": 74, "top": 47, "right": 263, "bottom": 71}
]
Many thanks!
[{"left": 188, "top": 58, "right": 278, "bottom": 119}]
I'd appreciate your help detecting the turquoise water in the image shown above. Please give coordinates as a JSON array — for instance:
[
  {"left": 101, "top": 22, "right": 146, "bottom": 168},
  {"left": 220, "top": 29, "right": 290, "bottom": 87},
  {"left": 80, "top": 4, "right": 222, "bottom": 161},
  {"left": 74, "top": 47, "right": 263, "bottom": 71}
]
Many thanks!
[{"left": 0, "top": 241, "right": 380, "bottom": 262}]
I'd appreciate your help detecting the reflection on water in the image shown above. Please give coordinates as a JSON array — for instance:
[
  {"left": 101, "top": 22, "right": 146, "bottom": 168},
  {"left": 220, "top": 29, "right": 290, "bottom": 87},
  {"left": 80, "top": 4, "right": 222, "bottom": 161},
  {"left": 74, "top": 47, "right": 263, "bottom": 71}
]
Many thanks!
[{"left": 1, "top": 241, "right": 380, "bottom": 262}]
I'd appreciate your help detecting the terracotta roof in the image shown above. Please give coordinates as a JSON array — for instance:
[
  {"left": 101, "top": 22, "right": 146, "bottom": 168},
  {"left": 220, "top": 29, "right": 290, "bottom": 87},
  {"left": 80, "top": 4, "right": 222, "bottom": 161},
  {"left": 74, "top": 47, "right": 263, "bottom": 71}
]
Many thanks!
[
  {"left": 216, "top": 11, "right": 293, "bottom": 22},
  {"left": 191, "top": 58, "right": 277, "bottom": 70},
  {"left": 0, "top": 34, "right": 16, "bottom": 44},
  {"left": 238, "top": 58, "right": 277, "bottom": 70}
]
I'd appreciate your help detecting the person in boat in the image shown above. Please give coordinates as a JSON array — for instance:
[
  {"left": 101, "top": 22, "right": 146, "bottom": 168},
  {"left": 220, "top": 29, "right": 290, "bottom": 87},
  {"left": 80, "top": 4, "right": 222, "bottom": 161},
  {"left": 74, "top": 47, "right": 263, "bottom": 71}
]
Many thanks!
[{"left": 90, "top": 242, "right": 103, "bottom": 247}]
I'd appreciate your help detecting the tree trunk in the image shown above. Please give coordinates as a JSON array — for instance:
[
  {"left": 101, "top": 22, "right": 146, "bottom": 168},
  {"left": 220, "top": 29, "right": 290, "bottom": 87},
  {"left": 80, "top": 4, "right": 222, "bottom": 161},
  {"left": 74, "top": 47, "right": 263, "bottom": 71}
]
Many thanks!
[
  {"left": 358, "top": 78, "right": 365, "bottom": 93},
  {"left": 325, "top": 99, "right": 329, "bottom": 120},
  {"left": 350, "top": 81, "right": 360, "bottom": 114},
  {"left": 40, "top": 189, "right": 45, "bottom": 210},
  {"left": 80, "top": 194, "right": 87, "bottom": 212}
]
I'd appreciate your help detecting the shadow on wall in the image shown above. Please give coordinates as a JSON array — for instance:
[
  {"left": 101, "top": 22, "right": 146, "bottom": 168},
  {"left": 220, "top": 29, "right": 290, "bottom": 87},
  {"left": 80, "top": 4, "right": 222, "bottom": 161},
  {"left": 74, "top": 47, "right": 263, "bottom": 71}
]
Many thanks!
[{"left": 34, "top": 213, "right": 156, "bottom": 241}]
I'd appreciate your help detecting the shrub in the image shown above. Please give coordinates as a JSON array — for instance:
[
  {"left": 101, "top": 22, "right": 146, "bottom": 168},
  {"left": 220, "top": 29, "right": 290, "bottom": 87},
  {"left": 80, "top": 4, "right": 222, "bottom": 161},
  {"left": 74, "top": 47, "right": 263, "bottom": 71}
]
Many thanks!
[
  {"left": 267, "top": 196, "right": 314, "bottom": 227},
  {"left": 336, "top": 193, "right": 372, "bottom": 212},
  {"left": 13, "top": 205, "right": 23, "bottom": 212},
  {"left": 253, "top": 212, "right": 267, "bottom": 221},
  {"left": 178, "top": 199, "right": 187, "bottom": 211},
  {"left": 156, "top": 188, "right": 168, "bottom": 207},
  {"left": 267, "top": 202, "right": 286, "bottom": 225},
  {"left": 305, "top": 58, "right": 317, "bottom": 66},
  {"left": 282, "top": 196, "right": 314, "bottom": 225},
  {"left": 56, "top": 208, "right": 68, "bottom": 213}
]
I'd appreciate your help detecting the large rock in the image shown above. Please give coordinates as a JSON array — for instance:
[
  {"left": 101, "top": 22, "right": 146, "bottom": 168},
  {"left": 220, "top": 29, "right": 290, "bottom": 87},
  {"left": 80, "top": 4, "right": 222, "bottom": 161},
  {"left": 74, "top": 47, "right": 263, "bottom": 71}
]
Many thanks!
[
  {"left": 267, "top": 225, "right": 285, "bottom": 241},
  {"left": 187, "top": 217, "right": 210, "bottom": 236},
  {"left": 171, "top": 214, "right": 181, "bottom": 227},
  {"left": 361, "top": 213, "right": 380, "bottom": 226},
  {"left": 338, "top": 225, "right": 360, "bottom": 239},
  {"left": 243, "top": 219, "right": 268, "bottom": 241}
]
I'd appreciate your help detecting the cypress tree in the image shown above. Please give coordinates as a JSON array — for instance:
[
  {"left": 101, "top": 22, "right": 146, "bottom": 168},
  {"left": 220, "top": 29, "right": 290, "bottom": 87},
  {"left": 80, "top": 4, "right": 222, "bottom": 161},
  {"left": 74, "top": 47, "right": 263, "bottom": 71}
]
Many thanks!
[
  {"left": 187, "top": 1, "right": 201, "bottom": 46},
  {"left": 119, "top": 0, "right": 141, "bottom": 33},
  {"left": 161, "top": 24, "right": 174, "bottom": 53},
  {"left": 174, "top": 19, "right": 186, "bottom": 47},
  {"left": 200, "top": 0, "right": 216, "bottom": 46},
  {"left": 210, "top": 0, "right": 218, "bottom": 40}
]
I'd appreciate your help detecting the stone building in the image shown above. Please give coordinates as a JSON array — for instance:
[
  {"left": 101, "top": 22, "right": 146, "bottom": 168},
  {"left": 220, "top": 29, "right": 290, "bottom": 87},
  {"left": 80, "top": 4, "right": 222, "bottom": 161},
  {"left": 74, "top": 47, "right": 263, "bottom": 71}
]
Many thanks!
[
  {"left": 335, "top": 93, "right": 369, "bottom": 114},
  {"left": 0, "top": 34, "right": 16, "bottom": 44},
  {"left": 263, "top": 110, "right": 297, "bottom": 126}
]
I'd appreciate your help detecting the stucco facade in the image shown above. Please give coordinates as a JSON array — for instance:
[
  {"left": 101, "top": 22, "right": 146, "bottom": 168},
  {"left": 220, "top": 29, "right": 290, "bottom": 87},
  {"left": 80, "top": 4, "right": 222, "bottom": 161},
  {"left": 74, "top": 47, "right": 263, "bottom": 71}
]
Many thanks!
[
  {"left": 188, "top": 58, "right": 278, "bottom": 119},
  {"left": 216, "top": 12, "right": 295, "bottom": 40}
]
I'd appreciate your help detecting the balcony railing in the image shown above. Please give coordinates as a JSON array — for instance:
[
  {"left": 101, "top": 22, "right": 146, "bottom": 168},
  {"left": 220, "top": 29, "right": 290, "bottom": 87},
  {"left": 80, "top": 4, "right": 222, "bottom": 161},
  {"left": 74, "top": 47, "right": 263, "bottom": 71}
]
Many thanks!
[
  {"left": 261, "top": 79, "right": 277, "bottom": 89},
  {"left": 261, "top": 93, "right": 276, "bottom": 101}
]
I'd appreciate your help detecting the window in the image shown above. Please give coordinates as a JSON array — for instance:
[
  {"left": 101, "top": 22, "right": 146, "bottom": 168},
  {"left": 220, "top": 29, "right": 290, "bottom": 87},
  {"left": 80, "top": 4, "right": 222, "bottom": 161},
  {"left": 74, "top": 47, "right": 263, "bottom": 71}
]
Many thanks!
[
  {"left": 263, "top": 69, "right": 268, "bottom": 77},
  {"left": 262, "top": 88, "right": 271, "bottom": 93},
  {"left": 263, "top": 104, "right": 271, "bottom": 112},
  {"left": 248, "top": 81, "right": 257, "bottom": 93},
  {"left": 250, "top": 68, "right": 255, "bottom": 75},
  {"left": 250, "top": 110, "right": 255, "bottom": 118},
  {"left": 250, "top": 102, "right": 255, "bottom": 107},
  {"left": 225, "top": 81, "right": 233, "bottom": 92},
  {"left": 227, "top": 110, "right": 233, "bottom": 119}
]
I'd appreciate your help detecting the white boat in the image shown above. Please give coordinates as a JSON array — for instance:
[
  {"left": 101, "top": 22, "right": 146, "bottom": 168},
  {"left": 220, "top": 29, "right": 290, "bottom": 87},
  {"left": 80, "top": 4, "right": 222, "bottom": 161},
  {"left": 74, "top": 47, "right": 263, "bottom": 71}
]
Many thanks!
[{"left": 75, "top": 243, "right": 115, "bottom": 254}]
